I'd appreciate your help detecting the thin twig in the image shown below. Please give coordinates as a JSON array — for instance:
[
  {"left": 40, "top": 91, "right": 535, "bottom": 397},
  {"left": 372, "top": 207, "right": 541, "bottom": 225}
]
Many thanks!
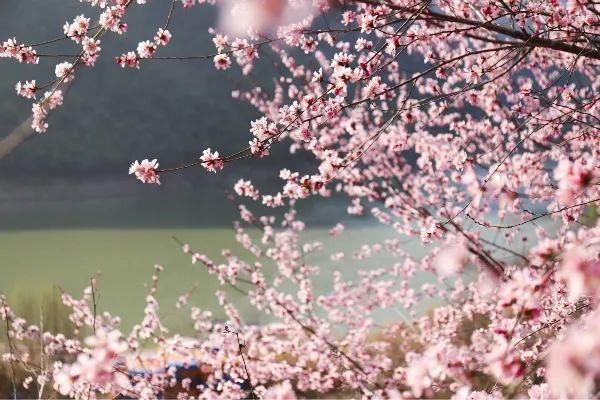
[
  {"left": 2, "top": 302, "right": 18, "bottom": 400},
  {"left": 467, "top": 197, "right": 600, "bottom": 229}
]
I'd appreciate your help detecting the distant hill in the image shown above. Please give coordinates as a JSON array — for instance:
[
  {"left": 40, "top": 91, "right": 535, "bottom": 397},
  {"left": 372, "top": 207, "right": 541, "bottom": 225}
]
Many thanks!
[
  {"left": 0, "top": 1, "right": 421, "bottom": 228},
  {"left": 0, "top": 0, "right": 291, "bottom": 177}
]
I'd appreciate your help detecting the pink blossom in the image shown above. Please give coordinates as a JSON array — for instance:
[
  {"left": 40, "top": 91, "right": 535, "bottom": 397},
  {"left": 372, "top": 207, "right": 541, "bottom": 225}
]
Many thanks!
[
  {"left": 249, "top": 138, "right": 270, "bottom": 158},
  {"left": 129, "top": 159, "right": 160, "bottom": 184},
  {"left": 520, "top": 80, "right": 533, "bottom": 96},
  {"left": 15, "top": 80, "right": 37, "bottom": 99},
  {"left": 136, "top": 40, "right": 157, "bottom": 58},
  {"left": 53, "top": 329, "right": 129, "bottom": 397},
  {"left": 250, "top": 116, "right": 277, "bottom": 140},
  {"left": 546, "top": 311, "right": 600, "bottom": 398},
  {"left": 214, "top": 53, "right": 232, "bottom": 70},
  {"left": 212, "top": 34, "right": 229, "bottom": 51},
  {"left": 434, "top": 243, "right": 468, "bottom": 276},
  {"left": 200, "top": 148, "right": 224, "bottom": 172},
  {"left": 464, "top": 64, "right": 483, "bottom": 84},
  {"left": 234, "top": 179, "right": 260, "bottom": 199},
  {"left": 0, "top": 37, "right": 38, "bottom": 64},
  {"left": 99, "top": 6, "right": 127, "bottom": 34},
  {"left": 0, "top": 37, "right": 20, "bottom": 58},
  {"left": 154, "top": 28, "right": 172, "bottom": 46},
  {"left": 115, "top": 51, "right": 139, "bottom": 68},
  {"left": 329, "top": 223, "right": 344, "bottom": 237},
  {"left": 82, "top": 37, "right": 101, "bottom": 58},
  {"left": 218, "top": 0, "right": 311, "bottom": 37},
  {"left": 31, "top": 90, "right": 63, "bottom": 133},
  {"left": 264, "top": 380, "right": 297, "bottom": 399},
  {"left": 54, "top": 62, "right": 74, "bottom": 82},
  {"left": 63, "top": 15, "right": 90, "bottom": 42},
  {"left": 554, "top": 158, "right": 597, "bottom": 204},
  {"left": 527, "top": 384, "right": 553, "bottom": 400},
  {"left": 559, "top": 245, "right": 600, "bottom": 302},
  {"left": 406, "top": 356, "right": 432, "bottom": 397}
]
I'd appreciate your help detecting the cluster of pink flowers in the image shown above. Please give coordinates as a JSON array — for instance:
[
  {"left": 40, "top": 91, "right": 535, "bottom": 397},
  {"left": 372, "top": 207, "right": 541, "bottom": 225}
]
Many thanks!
[
  {"left": 31, "top": 90, "right": 64, "bottom": 133},
  {"left": 559, "top": 233, "right": 600, "bottom": 302},
  {"left": 116, "top": 28, "right": 172, "bottom": 68},
  {"left": 213, "top": 53, "right": 232, "bottom": 70},
  {"left": 1, "top": 0, "right": 143, "bottom": 133},
  {"left": 0, "top": 218, "right": 598, "bottom": 398},
  {"left": 546, "top": 309, "right": 600, "bottom": 397},
  {"left": 15, "top": 80, "right": 37, "bottom": 99},
  {"left": 129, "top": 159, "right": 160, "bottom": 184},
  {"left": 554, "top": 157, "right": 598, "bottom": 204},
  {"left": 2, "top": 0, "right": 600, "bottom": 398},
  {"left": 0, "top": 38, "right": 38, "bottom": 64},
  {"left": 63, "top": 15, "right": 90, "bottom": 43},
  {"left": 98, "top": 5, "right": 128, "bottom": 34},
  {"left": 53, "top": 329, "right": 129, "bottom": 397},
  {"left": 200, "top": 148, "right": 224, "bottom": 173}
]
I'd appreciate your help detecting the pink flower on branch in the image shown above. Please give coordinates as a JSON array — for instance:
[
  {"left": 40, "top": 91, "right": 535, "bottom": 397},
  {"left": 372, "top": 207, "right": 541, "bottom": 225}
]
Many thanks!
[
  {"left": 15, "top": 80, "right": 37, "bottom": 99},
  {"left": 554, "top": 158, "right": 598, "bottom": 205},
  {"left": 129, "top": 159, "right": 160, "bottom": 184},
  {"left": 154, "top": 28, "right": 171, "bottom": 46},
  {"left": 3, "top": 0, "right": 600, "bottom": 398},
  {"left": 214, "top": 53, "right": 232, "bottom": 70},
  {"left": 200, "top": 148, "right": 224, "bottom": 173}
]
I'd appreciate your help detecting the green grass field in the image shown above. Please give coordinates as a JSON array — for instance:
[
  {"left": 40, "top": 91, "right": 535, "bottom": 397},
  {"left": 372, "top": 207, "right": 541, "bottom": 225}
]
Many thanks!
[
  {"left": 0, "top": 202, "right": 559, "bottom": 336},
  {"left": 0, "top": 228, "right": 250, "bottom": 332},
  {"left": 0, "top": 226, "right": 413, "bottom": 333}
]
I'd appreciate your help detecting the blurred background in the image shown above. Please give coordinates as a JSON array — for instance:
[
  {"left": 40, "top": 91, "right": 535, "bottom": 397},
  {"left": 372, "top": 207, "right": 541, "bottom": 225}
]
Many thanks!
[
  {"left": 0, "top": 0, "right": 552, "bottom": 339},
  {"left": 0, "top": 0, "right": 393, "bottom": 332}
]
